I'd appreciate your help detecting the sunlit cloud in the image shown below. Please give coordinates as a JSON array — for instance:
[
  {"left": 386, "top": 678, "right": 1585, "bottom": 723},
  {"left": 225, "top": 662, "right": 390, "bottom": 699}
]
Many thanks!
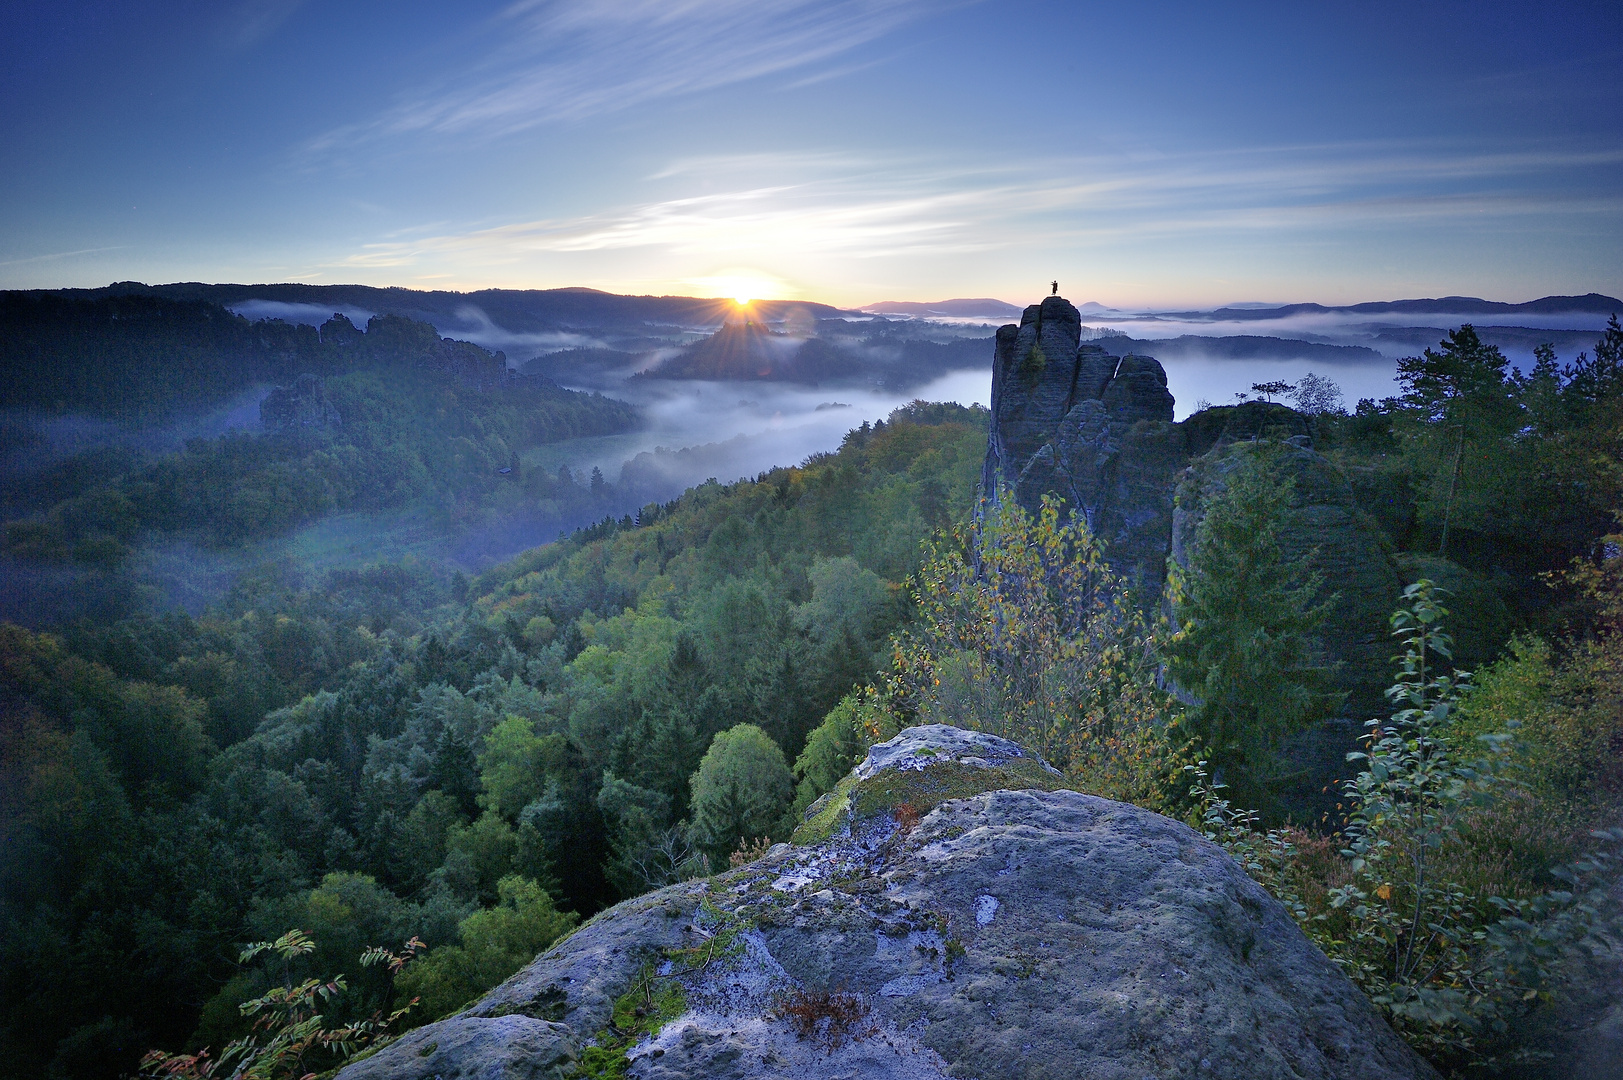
[{"left": 326, "top": 138, "right": 1623, "bottom": 292}]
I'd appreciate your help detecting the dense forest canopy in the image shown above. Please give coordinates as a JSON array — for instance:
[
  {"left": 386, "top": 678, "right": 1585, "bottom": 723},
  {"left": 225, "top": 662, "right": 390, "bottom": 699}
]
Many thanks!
[
  {"left": 0, "top": 401, "right": 988, "bottom": 1077},
  {"left": 2, "top": 300, "right": 1622, "bottom": 1078}
]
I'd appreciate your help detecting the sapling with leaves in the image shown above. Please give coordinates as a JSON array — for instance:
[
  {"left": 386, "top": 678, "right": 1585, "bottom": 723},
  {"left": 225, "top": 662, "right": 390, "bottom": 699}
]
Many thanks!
[
  {"left": 139, "top": 929, "right": 424, "bottom": 1080},
  {"left": 1328, "top": 580, "right": 1505, "bottom": 1051},
  {"left": 889, "top": 492, "right": 1179, "bottom": 806}
]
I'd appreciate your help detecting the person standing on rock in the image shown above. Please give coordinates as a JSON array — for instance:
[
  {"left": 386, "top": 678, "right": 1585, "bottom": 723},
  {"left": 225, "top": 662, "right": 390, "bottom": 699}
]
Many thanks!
[{"left": 1051, "top": 280, "right": 1059, "bottom": 295}]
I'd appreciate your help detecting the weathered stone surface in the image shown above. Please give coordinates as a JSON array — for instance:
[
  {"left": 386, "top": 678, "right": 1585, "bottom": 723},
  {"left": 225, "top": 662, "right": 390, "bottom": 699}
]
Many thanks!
[
  {"left": 336, "top": 1014, "right": 576, "bottom": 1080},
  {"left": 469, "top": 886, "right": 706, "bottom": 1034},
  {"left": 348, "top": 726, "right": 1434, "bottom": 1080},
  {"left": 983, "top": 297, "right": 1183, "bottom": 591}
]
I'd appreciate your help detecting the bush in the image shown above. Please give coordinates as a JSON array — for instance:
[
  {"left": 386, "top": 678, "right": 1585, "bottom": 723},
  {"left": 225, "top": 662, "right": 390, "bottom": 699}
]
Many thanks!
[
  {"left": 1191, "top": 580, "right": 1621, "bottom": 1067},
  {"left": 139, "top": 930, "right": 422, "bottom": 1080},
  {"left": 395, "top": 875, "right": 577, "bottom": 1022},
  {"left": 889, "top": 493, "right": 1183, "bottom": 808}
]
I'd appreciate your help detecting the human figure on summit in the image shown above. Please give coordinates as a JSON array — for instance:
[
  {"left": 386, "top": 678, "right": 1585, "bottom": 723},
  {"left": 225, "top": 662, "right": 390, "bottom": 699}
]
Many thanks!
[{"left": 1051, "top": 280, "right": 1058, "bottom": 295}]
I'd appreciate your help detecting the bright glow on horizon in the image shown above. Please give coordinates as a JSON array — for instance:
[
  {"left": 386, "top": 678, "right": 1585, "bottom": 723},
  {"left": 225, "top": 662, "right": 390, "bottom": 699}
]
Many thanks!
[
  {"left": 686, "top": 270, "right": 786, "bottom": 306},
  {"left": 0, "top": 3, "right": 1617, "bottom": 301}
]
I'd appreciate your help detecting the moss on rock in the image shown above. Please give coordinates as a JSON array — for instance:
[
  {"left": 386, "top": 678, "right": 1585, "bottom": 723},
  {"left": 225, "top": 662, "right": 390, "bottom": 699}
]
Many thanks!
[{"left": 791, "top": 726, "right": 1068, "bottom": 845}]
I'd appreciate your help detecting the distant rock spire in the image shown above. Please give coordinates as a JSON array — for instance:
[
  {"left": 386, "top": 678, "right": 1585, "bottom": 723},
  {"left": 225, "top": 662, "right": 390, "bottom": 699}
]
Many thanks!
[{"left": 980, "top": 294, "right": 1178, "bottom": 592}]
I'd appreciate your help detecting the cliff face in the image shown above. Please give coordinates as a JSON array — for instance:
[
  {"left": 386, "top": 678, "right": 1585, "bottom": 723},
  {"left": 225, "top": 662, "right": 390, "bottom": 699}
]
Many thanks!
[
  {"left": 339, "top": 726, "right": 1433, "bottom": 1080},
  {"left": 982, "top": 297, "right": 1181, "bottom": 592},
  {"left": 983, "top": 302, "right": 1411, "bottom": 811}
]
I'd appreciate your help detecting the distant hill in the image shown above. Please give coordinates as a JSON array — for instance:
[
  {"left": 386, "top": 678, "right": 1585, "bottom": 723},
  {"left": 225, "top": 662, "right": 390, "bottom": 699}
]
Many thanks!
[
  {"left": 50, "top": 282, "right": 849, "bottom": 334},
  {"left": 641, "top": 321, "right": 991, "bottom": 386},
  {"left": 862, "top": 298, "right": 1023, "bottom": 318},
  {"left": 1158, "top": 293, "right": 1623, "bottom": 322}
]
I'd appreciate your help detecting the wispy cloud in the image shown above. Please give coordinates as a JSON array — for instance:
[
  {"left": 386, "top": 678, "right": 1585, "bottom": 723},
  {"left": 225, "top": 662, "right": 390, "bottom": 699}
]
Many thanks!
[
  {"left": 313, "top": 0, "right": 942, "bottom": 151},
  {"left": 327, "top": 139, "right": 1623, "bottom": 276},
  {"left": 0, "top": 246, "right": 126, "bottom": 267},
  {"left": 219, "top": 0, "right": 306, "bottom": 49}
]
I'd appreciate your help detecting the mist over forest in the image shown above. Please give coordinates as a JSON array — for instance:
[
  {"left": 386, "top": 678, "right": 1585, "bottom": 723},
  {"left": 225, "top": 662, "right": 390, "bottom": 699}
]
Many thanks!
[{"left": 3, "top": 281, "right": 1623, "bottom": 1080}]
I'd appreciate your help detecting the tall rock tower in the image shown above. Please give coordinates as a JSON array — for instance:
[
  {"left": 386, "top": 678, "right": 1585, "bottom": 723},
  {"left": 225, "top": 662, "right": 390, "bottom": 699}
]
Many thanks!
[{"left": 982, "top": 295, "right": 1183, "bottom": 593}]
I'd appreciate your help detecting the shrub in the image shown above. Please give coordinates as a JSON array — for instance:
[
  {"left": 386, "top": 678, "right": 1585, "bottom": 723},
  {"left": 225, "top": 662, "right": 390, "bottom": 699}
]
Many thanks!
[
  {"left": 1192, "top": 581, "right": 1621, "bottom": 1067},
  {"left": 889, "top": 494, "right": 1183, "bottom": 808},
  {"left": 139, "top": 930, "right": 422, "bottom": 1080}
]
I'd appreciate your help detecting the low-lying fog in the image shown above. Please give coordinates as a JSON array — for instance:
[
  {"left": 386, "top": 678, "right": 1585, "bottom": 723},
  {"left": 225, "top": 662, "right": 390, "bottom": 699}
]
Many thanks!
[{"left": 546, "top": 369, "right": 992, "bottom": 499}]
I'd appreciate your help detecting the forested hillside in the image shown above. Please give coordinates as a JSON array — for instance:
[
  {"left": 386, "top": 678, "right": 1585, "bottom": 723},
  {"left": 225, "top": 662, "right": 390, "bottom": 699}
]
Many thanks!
[
  {"left": 1, "top": 299, "right": 639, "bottom": 603},
  {"left": 5, "top": 309, "right": 1623, "bottom": 1079},
  {"left": 0, "top": 402, "right": 987, "bottom": 1078}
]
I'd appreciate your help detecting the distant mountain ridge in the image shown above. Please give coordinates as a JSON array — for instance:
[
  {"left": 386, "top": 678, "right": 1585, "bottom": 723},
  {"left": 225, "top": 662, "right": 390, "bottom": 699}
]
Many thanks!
[
  {"left": 862, "top": 298, "right": 1023, "bottom": 318},
  {"left": 1156, "top": 293, "right": 1622, "bottom": 321},
  {"left": 38, "top": 281, "right": 847, "bottom": 333}
]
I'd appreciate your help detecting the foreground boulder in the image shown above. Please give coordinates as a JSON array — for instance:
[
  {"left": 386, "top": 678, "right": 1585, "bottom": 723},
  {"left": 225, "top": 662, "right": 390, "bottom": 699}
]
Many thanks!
[{"left": 340, "top": 725, "right": 1433, "bottom": 1080}]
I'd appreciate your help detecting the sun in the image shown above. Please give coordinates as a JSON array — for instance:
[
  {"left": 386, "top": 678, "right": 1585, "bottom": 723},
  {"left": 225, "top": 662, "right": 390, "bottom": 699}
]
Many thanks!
[{"left": 688, "top": 270, "right": 783, "bottom": 306}]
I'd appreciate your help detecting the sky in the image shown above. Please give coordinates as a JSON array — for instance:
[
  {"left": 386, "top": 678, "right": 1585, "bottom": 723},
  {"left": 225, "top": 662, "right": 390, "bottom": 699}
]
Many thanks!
[{"left": 2, "top": 0, "right": 1620, "bottom": 308}]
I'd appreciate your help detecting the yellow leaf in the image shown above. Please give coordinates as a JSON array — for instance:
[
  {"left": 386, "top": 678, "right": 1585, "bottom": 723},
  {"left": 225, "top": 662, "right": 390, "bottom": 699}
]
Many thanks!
[{"left": 1375, "top": 884, "right": 1392, "bottom": 901}]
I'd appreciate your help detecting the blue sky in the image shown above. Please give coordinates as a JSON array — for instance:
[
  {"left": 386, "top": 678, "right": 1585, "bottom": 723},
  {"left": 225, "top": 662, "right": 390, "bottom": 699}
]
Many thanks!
[{"left": 2, "top": 0, "right": 1619, "bottom": 307}]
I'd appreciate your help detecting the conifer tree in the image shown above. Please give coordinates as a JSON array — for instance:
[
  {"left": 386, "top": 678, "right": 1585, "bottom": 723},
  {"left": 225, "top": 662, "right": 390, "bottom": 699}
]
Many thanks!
[{"left": 1168, "top": 445, "right": 1341, "bottom": 806}]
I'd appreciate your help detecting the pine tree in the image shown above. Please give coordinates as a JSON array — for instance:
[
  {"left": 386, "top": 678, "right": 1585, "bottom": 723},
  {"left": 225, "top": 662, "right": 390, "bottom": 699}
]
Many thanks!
[{"left": 1168, "top": 445, "right": 1342, "bottom": 806}]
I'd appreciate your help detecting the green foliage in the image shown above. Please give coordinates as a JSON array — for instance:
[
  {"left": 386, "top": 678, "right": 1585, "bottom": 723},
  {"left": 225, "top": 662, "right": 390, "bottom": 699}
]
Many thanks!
[
  {"left": 890, "top": 493, "right": 1182, "bottom": 807},
  {"left": 441, "top": 813, "right": 519, "bottom": 904},
  {"left": 1016, "top": 342, "right": 1047, "bottom": 387},
  {"left": 395, "top": 876, "right": 578, "bottom": 1022},
  {"left": 595, "top": 773, "right": 708, "bottom": 895},
  {"left": 138, "top": 930, "right": 423, "bottom": 1080},
  {"left": 1192, "top": 582, "right": 1621, "bottom": 1067},
  {"left": 477, "top": 714, "right": 553, "bottom": 819},
  {"left": 1167, "top": 444, "right": 1342, "bottom": 806},
  {"left": 687, "top": 724, "right": 794, "bottom": 866},
  {"left": 3, "top": 305, "right": 637, "bottom": 563},
  {"left": 786, "top": 689, "right": 897, "bottom": 824}
]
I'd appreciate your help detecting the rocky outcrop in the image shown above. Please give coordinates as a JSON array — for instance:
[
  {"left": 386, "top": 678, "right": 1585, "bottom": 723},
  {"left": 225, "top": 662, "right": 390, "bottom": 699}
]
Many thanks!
[
  {"left": 340, "top": 725, "right": 1434, "bottom": 1080},
  {"left": 260, "top": 373, "right": 340, "bottom": 433},
  {"left": 983, "top": 296, "right": 1182, "bottom": 592}
]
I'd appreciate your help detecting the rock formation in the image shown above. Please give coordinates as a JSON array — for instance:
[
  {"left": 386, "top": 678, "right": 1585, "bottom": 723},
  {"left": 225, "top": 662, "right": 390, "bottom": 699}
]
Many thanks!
[
  {"left": 982, "top": 296, "right": 1183, "bottom": 592},
  {"left": 260, "top": 372, "right": 340, "bottom": 433},
  {"left": 339, "top": 725, "right": 1434, "bottom": 1080}
]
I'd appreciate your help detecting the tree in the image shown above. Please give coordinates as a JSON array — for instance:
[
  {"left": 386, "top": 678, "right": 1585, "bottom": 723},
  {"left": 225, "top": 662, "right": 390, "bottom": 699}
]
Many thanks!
[
  {"left": 889, "top": 494, "right": 1176, "bottom": 806},
  {"left": 1251, "top": 380, "right": 1294, "bottom": 402},
  {"left": 1289, "top": 372, "right": 1345, "bottom": 415},
  {"left": 1167, "top": 445, "right": 1341, "bottom": 807},
  {"left": 787, "top": 689, "right": 897, "bottom": 823},
  {"left": 1395, "top": 326, "right": 1516, "bottom": 555},
  {"left": 475, "top": 714, "right": 558, "bottom": 819},
  {"left": 394, "top": 876, "right": 576, "bottom": 1022},
  {"left": 687, "top": 724, "right": 793, "bottom": 866}
]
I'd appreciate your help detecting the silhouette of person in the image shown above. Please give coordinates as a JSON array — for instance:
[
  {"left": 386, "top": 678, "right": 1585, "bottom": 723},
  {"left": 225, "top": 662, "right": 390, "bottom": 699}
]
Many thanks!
[{"left": 1050, "top": 280, "right": 1058, "bottom": 296}]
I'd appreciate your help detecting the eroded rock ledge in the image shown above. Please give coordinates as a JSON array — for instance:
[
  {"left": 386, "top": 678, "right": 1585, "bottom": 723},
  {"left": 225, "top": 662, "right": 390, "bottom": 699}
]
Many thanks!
[{"left": 338, "top": 725, "right": 1435, "bottom": 1080}]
